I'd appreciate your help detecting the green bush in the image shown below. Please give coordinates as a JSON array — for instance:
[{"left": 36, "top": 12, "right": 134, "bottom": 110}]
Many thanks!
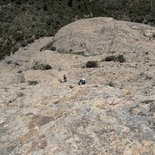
[
  {"left": 40, "top": 42, "right": 56, "bottom": 51},
  {"left": 105, "top": 55, "right": 117, "bottom": 62},
  {"left": 21, "top": 41, "right": 27, "bottom": 47},
  {"left": 28, "top": 80, "right": 39, "bottom": 85},
  {"left": 107, "top": 81, "right": 115, "bottom": 87},
  {"left": 14, "top": 32, "right": 24, "bottom": 41},
  {"left": 117, "top": 55, "right": 126, "bottom": 63},
  {"left": 6, "top": 60, "right": 13, "bottom": 64},
  {"left": 32, "top": 62, "right": 52, "bottom": 70},
  {"left": 105, "top": 55, "right": 126, "bottom": 63},
  {"left": 11, "top": 46, "right": 19, "bottom": 54},
  {"left": 67, "top": 0, "right": 73, "bottom": 7},
  {"left": 50, "top": 46, "right": 56, "bottom": 51},
  {"left": 27, "top": 38, "right": 34, "bottom": 44},
  {"left": 86, "top": 61, "right": 98, "bottom": 68}
]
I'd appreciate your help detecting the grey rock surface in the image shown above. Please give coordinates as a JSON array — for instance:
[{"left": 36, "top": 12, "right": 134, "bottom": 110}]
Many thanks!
[{"left": 0, "top": 17, "right": 155, "bottom": 155}]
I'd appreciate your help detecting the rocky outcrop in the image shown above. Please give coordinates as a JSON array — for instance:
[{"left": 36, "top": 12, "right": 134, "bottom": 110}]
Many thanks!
[
  {"left": 0, "top": 83, "right": 155, "bottom": 155},
  {"left": 0, "top": 18, "right": 155, "bottom": 154},
  {"left": 53, "top": 17, "right": 155, "bottom": 59}
]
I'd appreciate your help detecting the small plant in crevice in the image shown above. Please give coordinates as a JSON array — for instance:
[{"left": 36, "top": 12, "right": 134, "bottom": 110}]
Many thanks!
[
  {"left": 50, "top": 46, "right": 56, "bottom": 51},
  {"left": 28, "top": 80, "right": 39, "bottom": 85},
  {"left": 145, "top": 75, "right": 152, "bottom": 80},
  {"left": 16, "top": 92, "right": 24, "bottom": 98},
  {"left": 32, "top": 62, "right": 52, "bottom": 70},
  {"left": 106, "top": 81, "right": 115, "bottom": 87},
  {"left": 57, "top": 48, "right": 68, "bottom": 54},
  {"left": 40, "top": 41, "right": 56, "bottom": 52},
  {"left": 72, "top": 51, "right": 87, "bottom": 56},
  {"left": 6, "top": 60, "right": 13, "bottom": 64}
]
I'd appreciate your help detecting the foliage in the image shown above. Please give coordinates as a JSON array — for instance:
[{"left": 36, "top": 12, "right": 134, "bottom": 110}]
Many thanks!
[
  {"left": 86, "top": 61, "right": 98, "bottom": 68},
  {"left": 105, "top": 55, "right": 126, "bottom": 63},
  {"left": 32, "top": 62, "right": 52, "bottom": 70},
  {"left": 40, "top": 41, "right": 56, "bottom": 51},
  {"left": 104, "top": 55, "right": 117, "bottom": 62},
  {"left": 117, "top": 55, "right": 126, "bottom": 63},
  {"left": 28, "top": 80, "right": 39, "bottom": 85},
  {"left": 107, "top": 81, "right": 115, "bottom": 87},
  {"left": 0, "top": 0, "right": 154, "bottom": 59}
]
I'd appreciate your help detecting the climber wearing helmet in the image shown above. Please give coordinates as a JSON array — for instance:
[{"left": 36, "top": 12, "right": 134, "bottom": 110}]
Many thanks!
[{"left": 78, "top": 78, "right": 86, "bottom": 85}]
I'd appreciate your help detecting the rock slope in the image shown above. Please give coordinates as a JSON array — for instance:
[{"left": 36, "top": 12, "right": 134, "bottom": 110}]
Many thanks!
[{"left": 0, "top": 17, "right": 155, "bottom": 155}]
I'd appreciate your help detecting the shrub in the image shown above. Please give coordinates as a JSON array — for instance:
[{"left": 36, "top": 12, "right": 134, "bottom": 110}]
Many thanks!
[
  {"left": 73, "top": 51, "right": 86, "bottom": 56},
  {"left": 43, "top": 4, "right": 48, "bottom": 11},
  {"left": 117, "top": 55, "right": 126, "bottom": 63},
  {"left": 28, "top": 80, "right": 39, "bottom": 85},
  {"left": 67, "top": 0, "right": 73, "bottom": 7},
  {"left": 14, "top": 32, "right": 24, "bottom": 41},
  {"left": 40, "top": 42, "right": 55, "bottom": 51},
  {"left": 6, "top": 60, "right": 13, "bottom": 64},
  {"left": 11, "top": 46, "right": 19, "bottom": 54},
  {"left": 50, "top": 46, "right": 56, "bottom": 51},
  {"left": 32, "top": 62, "right": 52, "bottom": 70},
  {"left": 107, "top": 81, "right": 115, "bottom": 87},
  {"left": 17, "top": 70, "right": 22, "bottom": 73},
  {"left": 145, "top": 75, "right": 152, "bottom": 80},
  {"left": 105, "top": 55, "right": 117, "bottom": 62},
  {"left": 43, "top": 64, "right": 52, "bottom": 70},
  {"left": 27, "top": 38, "right": 34, "bottom": 44},
  {"left": 21, "top": 41, "right": 27, "bottom": 47},
  {"left": 15, "top": 0, "right": 22, "bottom": 5},
  {"left": 35, "top": 34, "right": 40, "bottom": 39},
  {"left": 86, "top": 61, "right": 98, "bottom": 68},
  {"left": 16, "top": 92, "right": 24, "bottom": 98},
  {"left": 105, "top": 55, "right": 126, "bottom": 63}
]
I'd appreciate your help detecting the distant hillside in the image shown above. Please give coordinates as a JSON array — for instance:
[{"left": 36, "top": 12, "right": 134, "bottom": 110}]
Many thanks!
[{"left": 0, "top": 0, "right": 155, "bottom": 59}]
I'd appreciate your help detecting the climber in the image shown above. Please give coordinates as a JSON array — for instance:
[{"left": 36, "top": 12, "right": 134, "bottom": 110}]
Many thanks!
[
  {"left": 78, "top": 78, "right": 86, "bottom": 85},
  {"left": 63, "top": 74, "right": 67, "bottom": 82},
  {"left": 60, "top": 74, "right": 67, "bottom": 83}
]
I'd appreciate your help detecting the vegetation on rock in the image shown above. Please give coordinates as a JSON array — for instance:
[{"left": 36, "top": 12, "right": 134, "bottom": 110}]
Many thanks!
[
  {"left": 0, "top": 0, "right": 155, "bottom": 59},
  {"left": 86, "top": 61, "right": 98, "bottom": 68},
  {"left": 32, "top": 62, "right": 52, "bottom": 70},
  {"left": 105, "top": 55, "right": 126, "bottom": 63}
]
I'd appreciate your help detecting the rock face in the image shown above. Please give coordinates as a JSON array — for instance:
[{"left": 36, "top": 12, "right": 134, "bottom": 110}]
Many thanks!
[
  {"left": 53, "top": 17, "right": 155, "bottom": 57},
  {"left": 0, "top": 18, "right": 155, "bottom": 155}
]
